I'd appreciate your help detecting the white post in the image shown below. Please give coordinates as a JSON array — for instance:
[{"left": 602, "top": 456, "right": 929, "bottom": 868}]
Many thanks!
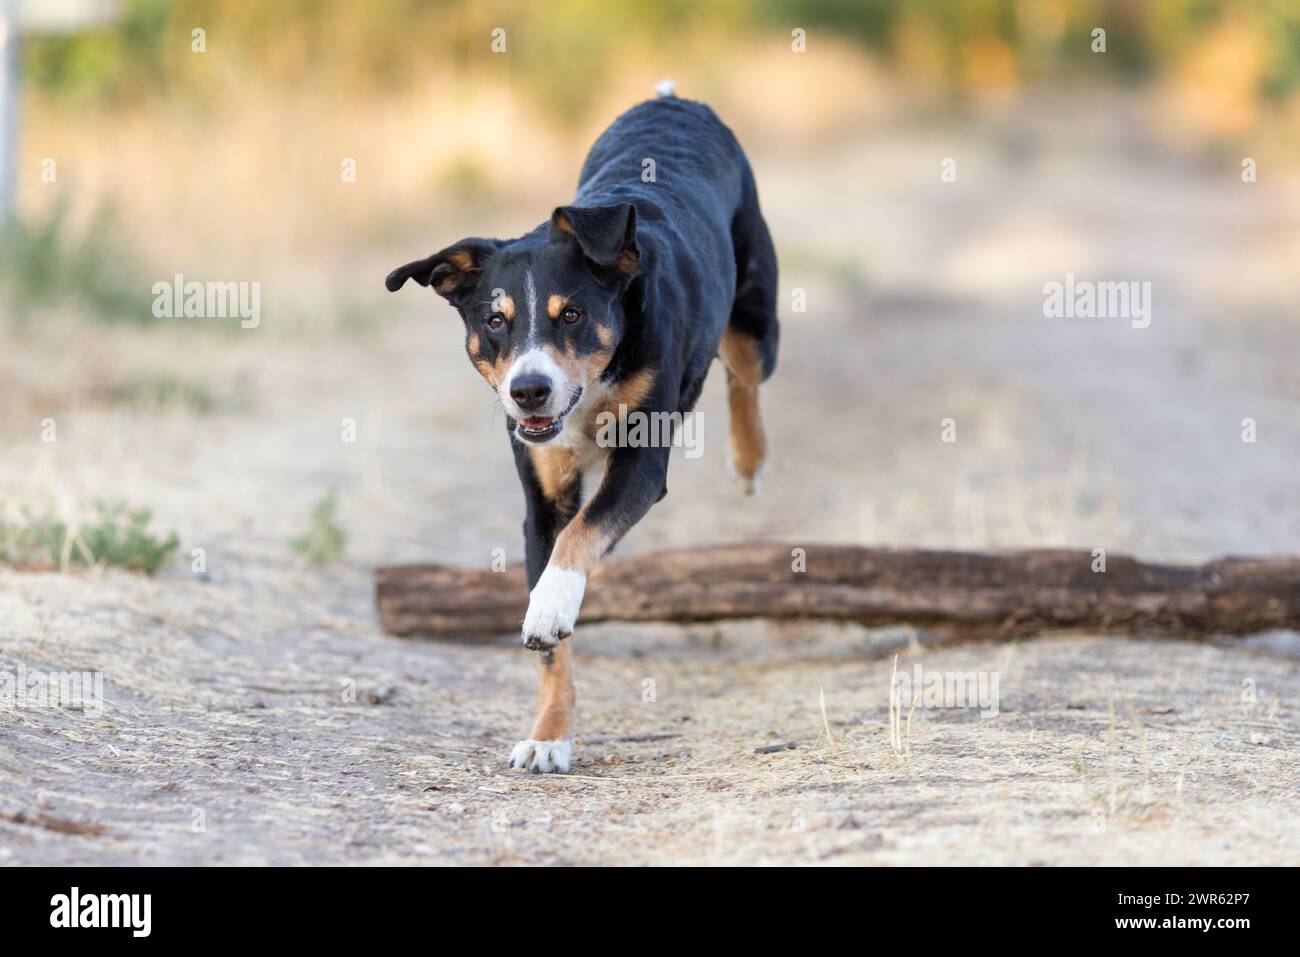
[{"left": 0, "top": 0, "right": 19, "bottom": 225}]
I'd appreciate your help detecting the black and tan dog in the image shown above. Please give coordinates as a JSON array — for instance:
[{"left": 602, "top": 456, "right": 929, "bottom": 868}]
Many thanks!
[{"left": 386, "top": 86, "right": 778, "bottom": 773}]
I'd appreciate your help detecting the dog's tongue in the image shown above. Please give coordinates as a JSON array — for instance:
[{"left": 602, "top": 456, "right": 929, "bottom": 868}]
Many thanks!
[{"left": 522, "top": 416, "right": 555, "bottom": 429}]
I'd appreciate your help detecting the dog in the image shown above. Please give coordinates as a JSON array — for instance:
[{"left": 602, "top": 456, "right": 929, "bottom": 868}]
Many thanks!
[{"left": 386, "top": 84, "right": 778, "bottom": 773}]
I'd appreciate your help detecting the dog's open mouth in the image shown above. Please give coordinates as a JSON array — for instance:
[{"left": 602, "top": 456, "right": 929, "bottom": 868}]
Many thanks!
[{"left": 515, "top": 387, "right": 583, "bottom": 443}]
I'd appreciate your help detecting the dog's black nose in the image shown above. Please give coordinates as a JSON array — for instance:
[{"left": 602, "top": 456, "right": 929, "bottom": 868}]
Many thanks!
[{"left": 510, "top": 374, "right": 552, "bottom": 411}]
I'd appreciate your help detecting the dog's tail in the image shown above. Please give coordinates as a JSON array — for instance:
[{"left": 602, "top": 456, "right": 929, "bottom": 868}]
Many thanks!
[{"left": 655, "top": 78, "right": 676, "bottom": 98}]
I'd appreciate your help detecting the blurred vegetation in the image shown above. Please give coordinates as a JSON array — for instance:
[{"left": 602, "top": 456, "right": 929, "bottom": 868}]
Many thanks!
[
  {"left": 0, "top": 198, "right": 151, "bottom": 325},
  {"left": 24, "top": 0, "right": 1300, "bottom": 118},
  {"left": 96, "top": 373, "right": 219, "bottom": 413},
  {"left": 290, "top": 491, "right": 346, "bottom": 566},
  {"left": 0, "top": 500, "right": 180, "bottom": 574}
]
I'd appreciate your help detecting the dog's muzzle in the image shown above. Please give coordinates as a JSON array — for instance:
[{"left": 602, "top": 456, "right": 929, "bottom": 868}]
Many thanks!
[{"left": 514, "top": 386, "right": 583, "bottom": 444}]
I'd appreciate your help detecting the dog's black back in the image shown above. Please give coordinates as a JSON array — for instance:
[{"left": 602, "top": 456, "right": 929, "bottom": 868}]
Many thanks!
[{"left": 574, "top": 95, "right": 778, "bottom": 414}]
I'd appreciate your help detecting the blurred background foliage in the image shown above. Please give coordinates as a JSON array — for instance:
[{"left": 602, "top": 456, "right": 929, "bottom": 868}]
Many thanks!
[
  {"left": 7, "top": 0, "right": 1300, "bottom": 323},
  {"left": 25, "top": 0, "right": 1300, "bottom": 117},
  {"left": 17, "top": 0, "right": 1300, "bottom": 115}
]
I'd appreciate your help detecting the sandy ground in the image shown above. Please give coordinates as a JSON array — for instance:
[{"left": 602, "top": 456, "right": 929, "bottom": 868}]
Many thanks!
[{"left": 2, "top": 92, "right": 1299, "bottom": 865}]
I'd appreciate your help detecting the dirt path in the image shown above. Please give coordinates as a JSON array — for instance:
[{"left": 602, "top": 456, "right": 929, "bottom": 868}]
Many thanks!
[
  {"left": 2, "top": 94, "right": 1298, "bottom": 865},
  {"left": 4, "top": 578, "right": 1297, "bottom": 865}
]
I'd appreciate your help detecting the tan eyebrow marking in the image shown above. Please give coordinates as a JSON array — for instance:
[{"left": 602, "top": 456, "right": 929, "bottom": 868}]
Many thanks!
[
  {"left": 547, "top": 294, "right": 567, "bottom": 319},
  {"left": 494, "top": 294, "right": 515, "bottom": 320}
]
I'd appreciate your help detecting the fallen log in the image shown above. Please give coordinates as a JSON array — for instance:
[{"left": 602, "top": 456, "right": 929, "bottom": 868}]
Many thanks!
[{"left": 375, "top": 544, "right": 1300, "bottom": 640}]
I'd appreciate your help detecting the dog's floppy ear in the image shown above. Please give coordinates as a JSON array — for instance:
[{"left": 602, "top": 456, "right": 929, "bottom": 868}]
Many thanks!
[
  {"left": 551, "top": 203, "right": 639, "bottom": 279},
  {"left": 385, "top": 239, "right": 498, "bottom": 302}
]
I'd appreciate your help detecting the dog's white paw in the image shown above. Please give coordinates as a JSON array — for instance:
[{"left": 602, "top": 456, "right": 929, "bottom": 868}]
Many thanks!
[
  {"left": 522, "top": 567, "right": 585, "bottom": 651},
  {"left": 509, "top": 739, "right": 572, "bottom": 774},
  {"left": 726, "top": 455, "right": 765, "bottom": 496}
]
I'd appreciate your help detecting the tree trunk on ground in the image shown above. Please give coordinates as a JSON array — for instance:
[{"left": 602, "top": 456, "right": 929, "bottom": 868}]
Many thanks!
[{"left": 374, "top": 545, "right": 1300, "bottom": 640}]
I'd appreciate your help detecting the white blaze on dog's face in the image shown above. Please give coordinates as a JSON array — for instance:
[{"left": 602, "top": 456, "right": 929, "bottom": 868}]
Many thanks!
[{"left": 384, "top": 203, "right": 641, "bottom": 445}]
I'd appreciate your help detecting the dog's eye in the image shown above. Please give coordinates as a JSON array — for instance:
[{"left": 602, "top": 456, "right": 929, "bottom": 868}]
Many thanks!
[
  {"left": 560, "top": 307, "right": 582, "bottom": 324},
  {"left": 485, "top": 313, "right": 506, "bottom": 331}
]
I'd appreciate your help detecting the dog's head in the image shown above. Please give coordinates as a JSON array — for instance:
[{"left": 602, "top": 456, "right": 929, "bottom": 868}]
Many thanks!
[{"left": 386, "top": 203, "right": 639, "bottom": 445}]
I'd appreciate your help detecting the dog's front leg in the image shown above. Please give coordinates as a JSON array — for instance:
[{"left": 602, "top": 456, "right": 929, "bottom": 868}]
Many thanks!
[
  {"left": 513, "top": 443, "right": 668, "bottom": 773},
  {"left": 509, "top": 641, "right": 577, "bottom": 774},
  {"left": 521, "top": 443, "right": 670, "bottom": 652},
  {"left": 509, "top": 445, "right": 580, "bottom": 773}
]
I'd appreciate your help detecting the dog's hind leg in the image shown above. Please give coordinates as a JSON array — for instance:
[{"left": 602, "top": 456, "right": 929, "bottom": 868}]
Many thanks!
[
  {"left": 720, "top": 329, "right": 769, "bottom": 493},
  {"left": 721, "top": 168, "right": 779, "bottom": 494}
]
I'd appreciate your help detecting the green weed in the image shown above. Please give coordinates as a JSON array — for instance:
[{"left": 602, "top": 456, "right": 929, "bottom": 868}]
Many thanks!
[
  {"left": 0, "top": 500, "right": 180, "bottom": 574},
  {"left": 290, "top": 491, "right": 346, "bottom": 566}
]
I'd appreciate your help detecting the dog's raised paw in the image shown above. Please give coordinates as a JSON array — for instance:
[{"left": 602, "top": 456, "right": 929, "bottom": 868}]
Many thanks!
[
  {"left": 521, "top": 567, "right": 586, "bottom": 651},
  {"left": 509, "top": 739, "right": 572, "bottom": 774}
]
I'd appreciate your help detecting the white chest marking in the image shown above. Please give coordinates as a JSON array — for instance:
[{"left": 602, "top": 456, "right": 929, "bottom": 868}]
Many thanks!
[{"left": 579, "top": 451, "right": 608, "bottom": 508}]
